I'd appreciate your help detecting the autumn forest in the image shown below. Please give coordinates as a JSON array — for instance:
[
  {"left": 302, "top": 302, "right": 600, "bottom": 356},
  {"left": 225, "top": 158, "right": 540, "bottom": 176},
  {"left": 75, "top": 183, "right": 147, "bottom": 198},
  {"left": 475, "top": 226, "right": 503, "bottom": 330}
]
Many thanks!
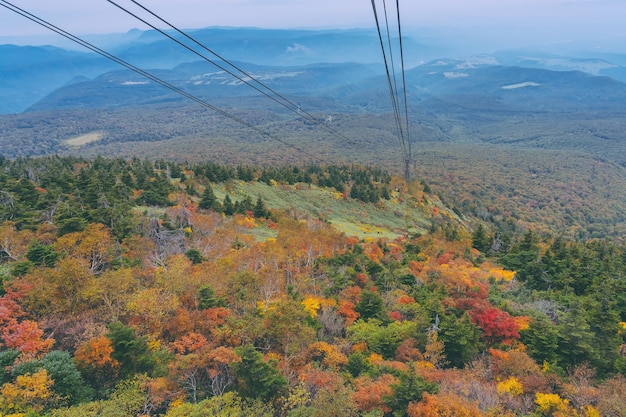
[{"left": 0, "top": 155, "right": 624, "bottom": 417}]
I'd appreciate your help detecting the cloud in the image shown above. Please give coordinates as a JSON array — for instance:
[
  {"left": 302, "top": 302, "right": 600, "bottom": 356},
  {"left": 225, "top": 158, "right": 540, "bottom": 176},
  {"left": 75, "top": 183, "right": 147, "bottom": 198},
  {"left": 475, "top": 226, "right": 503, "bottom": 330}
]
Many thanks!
[{"left": 286, "top": 43, "right": 313, "bottom": 54}]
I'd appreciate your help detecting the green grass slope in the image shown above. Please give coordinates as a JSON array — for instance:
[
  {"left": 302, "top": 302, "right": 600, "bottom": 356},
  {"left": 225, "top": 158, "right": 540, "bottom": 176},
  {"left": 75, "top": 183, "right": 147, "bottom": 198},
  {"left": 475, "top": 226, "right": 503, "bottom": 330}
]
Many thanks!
[{"left": 209, "top": 180, "right": 459, "bottom": 240}]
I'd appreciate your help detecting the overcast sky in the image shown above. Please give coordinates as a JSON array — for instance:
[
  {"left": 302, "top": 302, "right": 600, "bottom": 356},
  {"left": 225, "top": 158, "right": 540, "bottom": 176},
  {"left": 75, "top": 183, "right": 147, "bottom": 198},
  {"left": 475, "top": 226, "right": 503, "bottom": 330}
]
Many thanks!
[{"left": 1, "top": 0, "right": 625, "bottom": 51}]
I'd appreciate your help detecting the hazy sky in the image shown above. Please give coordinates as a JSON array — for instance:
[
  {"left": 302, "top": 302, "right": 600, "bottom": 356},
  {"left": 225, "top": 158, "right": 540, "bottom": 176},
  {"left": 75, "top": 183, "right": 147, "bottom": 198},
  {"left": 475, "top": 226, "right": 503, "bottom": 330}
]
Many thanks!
[{"left": 1, "top": 0, "right": 625, "bottom": 50}]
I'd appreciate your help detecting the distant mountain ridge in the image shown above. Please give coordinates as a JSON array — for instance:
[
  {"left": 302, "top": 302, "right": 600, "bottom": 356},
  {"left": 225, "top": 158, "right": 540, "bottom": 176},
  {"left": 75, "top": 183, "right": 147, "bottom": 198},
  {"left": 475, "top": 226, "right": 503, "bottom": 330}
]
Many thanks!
[
  {"left": 24, "top": 60, "right": 384, "bottom": 112},
  {"left": 4, "top": 26, "right": 626, "bottom": 114},
  {"left": 0, "top": 27, "right": 408, "bottom": 114},
  {"left": 0, "top": 44, "right": 114, "bottom": 114},
  {"left": 405, "top": 59, "right": 626, "bottom": 112},
  {"left": 21, "top": 54, "right": 626, "bottom": 115}
]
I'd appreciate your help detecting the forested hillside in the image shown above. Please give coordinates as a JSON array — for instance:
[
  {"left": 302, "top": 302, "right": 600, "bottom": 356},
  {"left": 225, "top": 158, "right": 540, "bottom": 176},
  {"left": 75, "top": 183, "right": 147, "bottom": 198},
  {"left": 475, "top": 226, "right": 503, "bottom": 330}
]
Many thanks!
[{"left": 1, "top": 156, "right": 625, "bottom": 417}]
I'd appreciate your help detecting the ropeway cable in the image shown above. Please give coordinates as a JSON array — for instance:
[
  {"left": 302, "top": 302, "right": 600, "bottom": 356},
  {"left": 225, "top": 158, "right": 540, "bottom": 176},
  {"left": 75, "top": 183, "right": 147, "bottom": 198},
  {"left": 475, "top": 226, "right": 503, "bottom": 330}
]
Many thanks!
[
  {"left": 0, "top": 0, "right": 329, "bottom": 164},
  {"left": 107, "top": 0, "right": 360, "bottom": 149}
]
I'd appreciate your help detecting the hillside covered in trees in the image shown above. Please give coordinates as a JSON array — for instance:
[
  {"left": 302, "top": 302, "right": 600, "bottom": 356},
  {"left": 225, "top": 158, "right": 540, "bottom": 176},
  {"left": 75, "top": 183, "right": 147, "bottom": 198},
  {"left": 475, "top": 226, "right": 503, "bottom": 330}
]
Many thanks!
[{"left": 0, "top": 156, "right": 625, "bottom": 417}]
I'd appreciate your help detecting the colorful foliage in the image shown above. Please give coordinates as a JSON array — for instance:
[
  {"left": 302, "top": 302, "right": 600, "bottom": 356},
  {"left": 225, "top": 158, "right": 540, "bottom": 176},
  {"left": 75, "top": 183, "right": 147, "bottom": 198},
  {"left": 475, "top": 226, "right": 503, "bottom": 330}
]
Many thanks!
[
  {"left": 407, "top": 392, "right": 487, "bottom": 417},
  {"left": 0, "top": 369, "right": 55, "bottom": 414},
  {"left": 497, "top": 376, "right": 524, "bottom": 396},
  {"left": 0, "top": 157, "right": 624, "bottom": 417},
  {"left": 74, "top": 336, "right": 119, "bottom": 369},
  {"left": 534, "top": 392, "right": 576, "bottom": 416},
  {"left": 470, "top": 307, "right": 520, "bottom": 345}
]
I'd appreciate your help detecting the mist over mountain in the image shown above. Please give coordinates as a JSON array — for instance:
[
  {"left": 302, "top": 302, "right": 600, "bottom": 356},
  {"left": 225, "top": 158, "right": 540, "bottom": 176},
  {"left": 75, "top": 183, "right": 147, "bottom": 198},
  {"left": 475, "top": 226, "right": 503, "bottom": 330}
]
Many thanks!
[
  {"left": 1, "top": 27, "right": 412, "bottom": 114},
  {"left": 21, "top": 55, "right": 626, "bottom": 117},
  {"left": 5, "top": 26, "right": 626, "bottom": 114}
]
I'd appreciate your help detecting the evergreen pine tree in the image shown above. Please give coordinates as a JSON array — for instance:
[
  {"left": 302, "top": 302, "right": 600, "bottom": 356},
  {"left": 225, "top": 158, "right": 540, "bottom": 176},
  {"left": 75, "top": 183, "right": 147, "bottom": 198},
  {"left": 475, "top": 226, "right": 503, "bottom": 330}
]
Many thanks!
[
  {"left": 231, "top": 345, "right": 287, "bottom": 401},
  {"left": 438, "top": 314, "right": 482, "bottom": 368},
  {"left": 253, "top": 196, "right": 268, "bottom": 218},
  {"left": 556, "top": 300, "right": 600, "bottom": 370},
  {"left": 223, "top": 194, "right": 235, "bottom": 215},
  {"left": 235, "top": 196, "right": 253, "bottom": 215},
  {"left": 385, "top": 366, "right": 438, "bottom": 417},
  {"left": 521, "top": 314, "right": 559, "bottom": 365},
  {"left": 471, "top": 224, "right": 492, "bottom": 253},
  {"left": 355, "top": 289, "right": 384, "bottom": 320},
  {"left": 199, "top": 184, "right": 221, "bottom": 211}
]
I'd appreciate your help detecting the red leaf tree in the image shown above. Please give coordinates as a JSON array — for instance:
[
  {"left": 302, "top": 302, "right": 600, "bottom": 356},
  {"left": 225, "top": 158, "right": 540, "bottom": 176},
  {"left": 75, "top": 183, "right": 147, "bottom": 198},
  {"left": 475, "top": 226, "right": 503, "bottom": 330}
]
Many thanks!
[{"left": 470, "top": 306, "right": 520, "bottom": 346}]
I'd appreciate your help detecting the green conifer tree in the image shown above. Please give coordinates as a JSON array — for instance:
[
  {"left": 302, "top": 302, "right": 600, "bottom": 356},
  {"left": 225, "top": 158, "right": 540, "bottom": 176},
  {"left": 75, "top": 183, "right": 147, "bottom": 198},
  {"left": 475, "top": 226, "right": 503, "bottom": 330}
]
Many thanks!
[
  {"left": 231, "top": 345, "right": 287, "bottom": 401},
  {"left": 199, "top": 184, "right": 221, "bottom": 211}
]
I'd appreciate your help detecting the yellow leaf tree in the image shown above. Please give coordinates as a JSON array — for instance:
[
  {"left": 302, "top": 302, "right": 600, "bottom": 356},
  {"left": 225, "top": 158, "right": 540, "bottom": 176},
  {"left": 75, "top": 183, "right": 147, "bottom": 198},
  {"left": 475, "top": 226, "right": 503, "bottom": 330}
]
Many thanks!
[{"left": 0, "top": 369, "right": 56, "bottom": 414}]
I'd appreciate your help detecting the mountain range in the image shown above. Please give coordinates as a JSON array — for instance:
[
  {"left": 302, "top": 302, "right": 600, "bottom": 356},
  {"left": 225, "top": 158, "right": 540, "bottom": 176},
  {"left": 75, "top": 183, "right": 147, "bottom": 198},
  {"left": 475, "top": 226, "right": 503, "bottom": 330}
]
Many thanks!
[
  {"left": 3, "top": 27, "right": 626, "bottom": 114},
  {"left": 3, "top": 34, "right": 626, "bottom": 162}
]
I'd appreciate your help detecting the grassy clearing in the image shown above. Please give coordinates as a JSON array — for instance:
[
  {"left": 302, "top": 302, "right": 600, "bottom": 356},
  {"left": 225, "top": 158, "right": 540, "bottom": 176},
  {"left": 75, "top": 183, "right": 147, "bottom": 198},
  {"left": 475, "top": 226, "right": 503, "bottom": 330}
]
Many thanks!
[
  {"left": 212, "top": 180, "right": 454, "bottom": 239},
  {"left": 65, "top": 132, "right": 104, "bottom": 146}
]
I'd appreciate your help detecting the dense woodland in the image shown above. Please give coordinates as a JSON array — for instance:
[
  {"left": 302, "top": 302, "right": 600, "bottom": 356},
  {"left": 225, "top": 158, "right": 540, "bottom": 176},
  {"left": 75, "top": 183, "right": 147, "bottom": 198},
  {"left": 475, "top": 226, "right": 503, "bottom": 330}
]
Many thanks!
[
  {"left": 5, "top": 103, "right": 626, "bottom": 242},
  {"left": 0, "top": 156, "right": 625, "bottom": 417}
]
